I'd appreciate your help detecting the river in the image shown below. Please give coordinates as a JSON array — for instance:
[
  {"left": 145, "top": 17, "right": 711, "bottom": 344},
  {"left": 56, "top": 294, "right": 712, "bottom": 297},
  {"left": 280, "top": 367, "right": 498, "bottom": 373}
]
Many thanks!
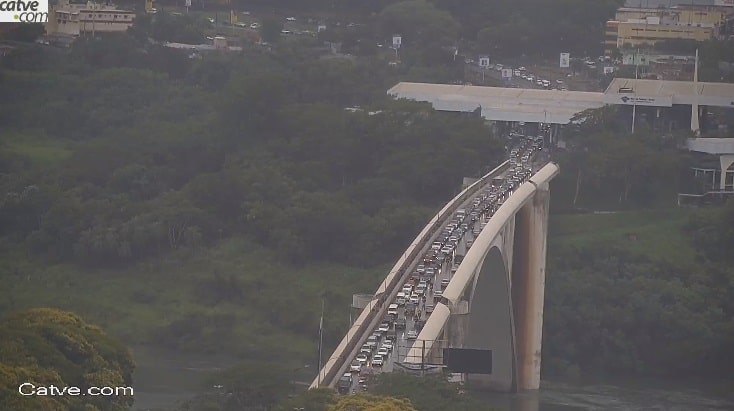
[{"left": 130, "top": 346, "right": 734, "bottom": 411}]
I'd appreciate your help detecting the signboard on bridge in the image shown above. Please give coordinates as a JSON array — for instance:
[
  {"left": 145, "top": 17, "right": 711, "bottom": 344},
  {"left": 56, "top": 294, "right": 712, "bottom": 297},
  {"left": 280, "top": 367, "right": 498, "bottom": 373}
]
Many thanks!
[
  {"left": 603, "top": 93, "right": 673, "bottom": 107},
  {"left": 443, "top": 348, "right": 493, "bottom": 374},
  {"left": 478, "top": 56, "right": 490, "bottom": 67}
]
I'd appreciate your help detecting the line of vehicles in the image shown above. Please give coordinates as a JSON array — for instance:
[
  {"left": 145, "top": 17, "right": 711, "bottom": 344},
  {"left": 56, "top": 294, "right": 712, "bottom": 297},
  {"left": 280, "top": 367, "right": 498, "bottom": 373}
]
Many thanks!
[
  {"left": 339, "top": 134, "right": 546, "bottom": 394},
  {"left": 488, "top": 64, "right": 569, "bottom": 91}
]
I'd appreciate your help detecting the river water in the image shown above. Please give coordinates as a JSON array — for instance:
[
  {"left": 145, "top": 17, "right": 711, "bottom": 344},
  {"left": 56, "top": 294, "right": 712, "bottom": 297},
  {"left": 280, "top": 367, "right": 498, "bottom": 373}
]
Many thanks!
[{"left": 130, "top": 346, "right": 734, "bottom": 411}]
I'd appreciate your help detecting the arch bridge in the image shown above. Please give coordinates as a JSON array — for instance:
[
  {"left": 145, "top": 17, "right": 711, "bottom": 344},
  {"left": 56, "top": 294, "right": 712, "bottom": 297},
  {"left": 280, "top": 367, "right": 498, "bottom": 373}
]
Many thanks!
[{"left": 311, "top": 147, "right": 559, "bottom": 392}]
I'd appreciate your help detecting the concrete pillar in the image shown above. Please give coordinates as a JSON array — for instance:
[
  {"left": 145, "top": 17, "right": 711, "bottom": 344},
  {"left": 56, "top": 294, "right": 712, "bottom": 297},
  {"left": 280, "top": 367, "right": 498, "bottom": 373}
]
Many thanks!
[
  {"left": 511, "top": 184, "right": 550, "bottom": 391},
  {"left": 446, "top": 300, "right": 469, "bottom": 348},
  {"left": 719, "top": 155, "right": 734, "bottom": 191}
]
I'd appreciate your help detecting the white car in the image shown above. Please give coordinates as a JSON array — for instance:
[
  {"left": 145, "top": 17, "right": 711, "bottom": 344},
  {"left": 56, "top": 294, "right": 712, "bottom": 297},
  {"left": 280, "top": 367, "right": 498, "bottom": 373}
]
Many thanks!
[
  {"left": 409, "top": 296, "right": 419, "bottom": 304},
  {"left": 378, "top": 323, "right": 390, "bottom": 332},
  {"left": 377, "top": 347, "right": 389, "bottom": 357},
  {"left": 396, "top": 293, "right": 406, "bottom": 306},
  {"left": 356, "top": 353, "right": 368, "bottom": 364},
  {"left": 286, "top": 16, "right": 296, "bottom": 21},
  {"left": 387, "top": 304, "right": 398, "bottom": 316},
  {"left": 350, "top": 361, "right": 362, "bottom": 372},
  {"left": 406, "top": 330, "right": 418, "bottom": 340},
  {"left": 381, "top": 341, "right": 393, "bottom": 351},
  {"left": 371, "top": 355, "right": 384, "bottom": 367}
]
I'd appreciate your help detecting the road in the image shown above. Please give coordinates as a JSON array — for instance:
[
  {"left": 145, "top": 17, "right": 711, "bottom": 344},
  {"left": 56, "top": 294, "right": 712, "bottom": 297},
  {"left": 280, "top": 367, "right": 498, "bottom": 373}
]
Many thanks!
[{"left": 341, "top": 135, "right": 547, "bottom": 394}]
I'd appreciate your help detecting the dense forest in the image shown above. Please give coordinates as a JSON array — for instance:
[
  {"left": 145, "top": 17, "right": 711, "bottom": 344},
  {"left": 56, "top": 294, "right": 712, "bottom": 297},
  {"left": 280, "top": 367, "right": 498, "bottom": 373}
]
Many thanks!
[{"left": 1, "top": 0, "right": 734, "bottom": 409}]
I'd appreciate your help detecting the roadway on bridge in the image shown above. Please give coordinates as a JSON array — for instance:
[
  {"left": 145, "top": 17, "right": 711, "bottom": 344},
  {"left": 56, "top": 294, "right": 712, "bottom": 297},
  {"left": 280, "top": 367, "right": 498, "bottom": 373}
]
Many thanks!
[{"left": 341, "top": 136, "right": 548, "bottom": 394}]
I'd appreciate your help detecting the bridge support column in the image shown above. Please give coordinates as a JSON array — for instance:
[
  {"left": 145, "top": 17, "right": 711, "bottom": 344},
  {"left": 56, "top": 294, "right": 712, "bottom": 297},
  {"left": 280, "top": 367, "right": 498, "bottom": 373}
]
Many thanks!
[
  {"left": 446, "top": 300, "right": 469, "bottom": 348},
  {"left": 512, "top": 183, "right": 550, "bottom": 391}
]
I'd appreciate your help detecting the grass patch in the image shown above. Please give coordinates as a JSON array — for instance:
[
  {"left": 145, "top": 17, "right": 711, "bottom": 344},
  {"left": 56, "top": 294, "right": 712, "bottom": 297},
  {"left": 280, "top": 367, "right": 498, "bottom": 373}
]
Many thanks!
[
  {"left": 548, "top": 208, "right": 699, "bottom": 266},
  {"left": 1, "top": 131, "right": 74, "bottom": 167},
  {"left": 0, "top": 236, "right": 388, "bottom": 364}
]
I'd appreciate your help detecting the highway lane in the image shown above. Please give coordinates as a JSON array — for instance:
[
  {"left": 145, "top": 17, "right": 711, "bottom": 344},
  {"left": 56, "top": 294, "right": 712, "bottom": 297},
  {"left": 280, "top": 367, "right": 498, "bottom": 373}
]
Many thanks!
[{"left": 341, "top": 135, "right": 547, "bottom": 394}]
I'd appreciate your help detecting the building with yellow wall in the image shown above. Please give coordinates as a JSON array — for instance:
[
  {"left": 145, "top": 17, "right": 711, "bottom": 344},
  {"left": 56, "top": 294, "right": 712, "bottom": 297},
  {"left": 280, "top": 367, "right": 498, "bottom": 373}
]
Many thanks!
[
  {"left": 616, "top": 20, "right": 715, "bottom": 49},
  {"left": 615, "top": 6, "right": 730, "bottom": 26}
]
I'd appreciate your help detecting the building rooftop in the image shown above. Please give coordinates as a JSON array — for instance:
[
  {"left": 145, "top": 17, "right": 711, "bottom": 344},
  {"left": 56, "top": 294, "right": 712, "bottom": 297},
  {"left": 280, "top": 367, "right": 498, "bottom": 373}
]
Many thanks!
[
  {"left": 687, "top": 138, "right": 734, "bottom": 154},
  {"left": 387, "top": 82, "right": 605, "bottom": 124},
  {"left": 605, "top": 78, "right": 734, "bottom": 106}
]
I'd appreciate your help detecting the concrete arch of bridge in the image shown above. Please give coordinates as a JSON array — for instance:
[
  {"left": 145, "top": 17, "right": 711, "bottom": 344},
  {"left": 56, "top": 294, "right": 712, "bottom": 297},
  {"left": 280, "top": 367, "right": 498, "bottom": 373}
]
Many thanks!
[{"left": 465, "top": 245, "right": 515, "bottom": 392}]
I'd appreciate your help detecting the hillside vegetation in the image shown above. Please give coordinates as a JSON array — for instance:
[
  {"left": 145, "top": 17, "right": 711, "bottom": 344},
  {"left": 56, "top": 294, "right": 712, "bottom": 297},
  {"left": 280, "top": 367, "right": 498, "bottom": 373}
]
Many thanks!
[{"left": 1, "top": 3, "right": 733, "bottom": 409}]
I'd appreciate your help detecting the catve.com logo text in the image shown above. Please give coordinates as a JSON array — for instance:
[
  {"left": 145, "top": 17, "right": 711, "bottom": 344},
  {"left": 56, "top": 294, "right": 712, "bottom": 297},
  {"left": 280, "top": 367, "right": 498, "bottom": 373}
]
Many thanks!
[{"left": 0, "top": 0, "right": 48, "bottom": 22}]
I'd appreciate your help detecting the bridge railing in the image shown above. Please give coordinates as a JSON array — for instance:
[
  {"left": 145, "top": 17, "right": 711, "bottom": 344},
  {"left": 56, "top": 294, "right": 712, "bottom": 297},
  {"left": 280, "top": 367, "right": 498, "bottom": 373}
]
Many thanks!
[{"left": 311, "top": 160, "right": 511, "bottom": 389}]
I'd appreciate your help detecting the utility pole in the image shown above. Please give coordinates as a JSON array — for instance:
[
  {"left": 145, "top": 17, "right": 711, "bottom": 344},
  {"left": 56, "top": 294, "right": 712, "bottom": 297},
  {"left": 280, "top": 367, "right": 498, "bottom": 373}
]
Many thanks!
[
  {"left": 317, "top": 298, "right": 324, "bottom": 387},
  {"left": 632, "top": 48, "right": 639, "bottom": 133},
  {"left": 691, "top": 48, "right": 700, "bottom": 135}
]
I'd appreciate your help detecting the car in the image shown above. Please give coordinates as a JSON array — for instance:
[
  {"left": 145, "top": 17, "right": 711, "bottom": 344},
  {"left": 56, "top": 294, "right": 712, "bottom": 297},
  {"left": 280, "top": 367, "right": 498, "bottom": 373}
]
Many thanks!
[
  {"left": 416, "top": 265, "right": 425, "bottom": 274},
  {"left": 407, "top": 330, "right": 418, "bottom": 340},
  {"left": 371, "top": 355, "right": 384, "bottom": 367},
  {"left": 350, "top": 360, "right": 362, "bottom": 372},
  {"left": 286, "top": 16, "right": 296, "bottom": 21},
  {"left": 377, "top": 347, "right": 389, "bottom": 356},
  {"left": 358, "top": 376, "right": 368, "bottom": 384},
  {"left": 356, "top": 353, "right": 368, "bottom": 364},
  {"left": 425, "top": 304, "right": 435, "bottom": 313},
  {"left": 466, "top": 239, "right": 474, "bottom": 249},
  {"left": 250, "top": 22, "right": 260, "bottom": 29},
  {"left": 441, "top": 279, "right": 450, "bottom": 289},
  {"left": 378, "top": 322, "right": 390, "bottom": 332},
  {"left": 409, "top": 295, "right": 419, "bottom": 304},
  {"left": 395, "top": 318, "right": 406, "bottom": 329},
  {"left": 381, "top": 341, "right": 393, "bottom": 350},
  {"left": 396, "top": 293, "right": 406, "bottom": 306},
  {"left": 387, "top": 304, "right": 398, "bottom": 316}
]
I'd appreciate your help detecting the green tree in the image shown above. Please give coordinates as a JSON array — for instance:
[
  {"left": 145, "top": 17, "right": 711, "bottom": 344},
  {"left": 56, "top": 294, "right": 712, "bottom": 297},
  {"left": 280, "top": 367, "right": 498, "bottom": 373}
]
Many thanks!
[
  {"left": 378, "top": 0, "right": 460, "bottom": 47},
  {"left": 0, "top": 308, "right": 135, "bottom": 411},
  {"left": 329, "top": 393, "right": 418, "bottom": 411},
  {"left": 370, "top": 373, "right": 496, "bottom": 411},
  {"left": 260, "top": 17, "right": 284, "bottom": 43}
]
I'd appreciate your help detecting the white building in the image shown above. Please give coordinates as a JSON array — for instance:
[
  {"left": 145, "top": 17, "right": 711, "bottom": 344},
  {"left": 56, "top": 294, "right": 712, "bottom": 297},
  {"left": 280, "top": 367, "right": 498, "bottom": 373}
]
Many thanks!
[{"left": 45, "top": 0, "right": 135, "bottom": 36}]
